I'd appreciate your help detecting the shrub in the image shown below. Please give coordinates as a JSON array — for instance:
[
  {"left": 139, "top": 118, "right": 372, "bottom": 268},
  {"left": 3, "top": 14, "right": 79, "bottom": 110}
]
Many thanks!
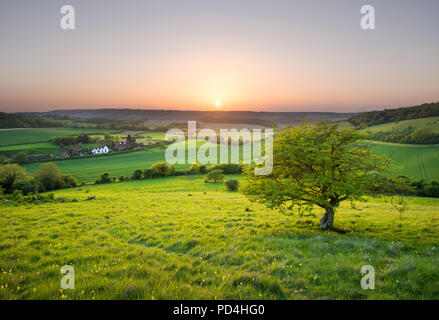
[
  {"left": 119, "top": 176, "right": 125, "bottom": 182},
  {"left": 34, "top": 163, "right": 64, "bottom": 191},
  {"left": 151, "top": 162, "right": 175, "bottom": 177},
  {"left": 0, "top": 164, "right": 26, "bottom": 193},
  {"left": 132, "top": 169, "right": 143, "bottom": 180},
  {"left": 207, "top": 164, "right": 241, "bottom": 174},
  {"left": 205, "top": 169, "right": 224, "bottom": 183},
  {"left": 13, "top": 177, "right": 40, "bottom": 195},
  {"left": 62, "top": 174, "right": 77, "bottom": 188},
  {"left": 14, "top": 152, "right": 28, "bottom": 164},
  {"left": 96, "top": 173, "right": 112, "bottom": 184},
  {"left": 225, "top": 179, "right": 239, "bottom": 191},
  {"left": 143, "top": 169, "right": 155, "bottom": 179},
  {"left": 189, "top": 163, "right": 201, "bottom": 174}
]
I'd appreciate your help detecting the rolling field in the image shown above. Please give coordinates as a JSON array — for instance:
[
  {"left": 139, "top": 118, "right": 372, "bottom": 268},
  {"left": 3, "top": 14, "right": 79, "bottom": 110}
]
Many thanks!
[
  {"left": 21, "top": 138, "right": 439, "bottom": 183},
  {"left": 23, "top": 147, "right": 172, "bottom": 183},
  {"left": 364, "top": 117, "right": 439, "bottom": 133},
  {"left": 364, "top": 141, "right": 439, "bottom": 182},
  {"left": 0, "top": 175, "right": 438, "bottom": 299},
  {"left": 0, "top": 142, "right": 62, "bottom": 156},
  {"left": 23, "top": 143, "right": 253, "bottom": 183},
  {"left": 0, "top": 128, "right": 118, "bottom": 146}
]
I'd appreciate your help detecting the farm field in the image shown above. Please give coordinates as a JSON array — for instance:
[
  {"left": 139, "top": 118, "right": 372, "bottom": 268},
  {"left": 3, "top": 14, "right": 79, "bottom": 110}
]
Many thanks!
[
  {"left": 0, "top": 128, "right": 118, "bottom": 146},
  {"left": 23, "top": 143, "right": 254, "bottom": 183},
  {"left": 120, "top": 131, "right": 166, "bottom": 141},
  {"left": 0, "top": 142, "right": 62, "bottom": 156},
  {"left": 0, "top": 175, "right": 438, "bottom": 300},
  {"left": 21, "top": 138, "right": 439, "bottom": 183},
  {"left": 363, "top": 117, "right": 439, "bottom": 134},
  {"left": 364, "top": 141, "right": 439, "bottom": 182}
]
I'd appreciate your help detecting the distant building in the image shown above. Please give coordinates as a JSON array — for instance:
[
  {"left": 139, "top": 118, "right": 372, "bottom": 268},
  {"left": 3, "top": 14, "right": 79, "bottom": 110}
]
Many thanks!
[
  {"left": 114, "top": 142, "right": 128, "bottom": 151},
  {"left": 91, "top": 146, "right": 110, "bottom": 155},
  {"left": 58, "top": 151, "right": 70, "bottom": 158}
]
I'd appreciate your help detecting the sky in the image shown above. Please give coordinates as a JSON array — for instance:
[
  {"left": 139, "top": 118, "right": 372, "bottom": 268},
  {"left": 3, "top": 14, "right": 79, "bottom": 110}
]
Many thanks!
[{"left": 0, "top": 0, "right": 438, "bottom": 113}]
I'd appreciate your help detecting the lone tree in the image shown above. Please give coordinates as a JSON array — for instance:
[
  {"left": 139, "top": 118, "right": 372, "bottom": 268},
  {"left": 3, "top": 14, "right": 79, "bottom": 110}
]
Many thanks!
[
  {"left": 241, "top": 122, "right": 401, "bottom": 230},
  {"left": 205, "top": 169, "right": 224, "bottom": 183}
]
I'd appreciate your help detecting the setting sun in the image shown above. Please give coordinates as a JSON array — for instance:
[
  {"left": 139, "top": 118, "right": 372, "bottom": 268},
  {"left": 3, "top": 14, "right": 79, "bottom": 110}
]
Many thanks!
[{"left": 215, "top": 101, "right": 222, "bottom": 108}]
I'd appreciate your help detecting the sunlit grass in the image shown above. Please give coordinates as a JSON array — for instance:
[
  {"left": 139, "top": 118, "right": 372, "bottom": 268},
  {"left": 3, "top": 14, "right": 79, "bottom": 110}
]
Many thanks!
[{"left": 1, "top": 175, "right": 438, "bottom": 299}]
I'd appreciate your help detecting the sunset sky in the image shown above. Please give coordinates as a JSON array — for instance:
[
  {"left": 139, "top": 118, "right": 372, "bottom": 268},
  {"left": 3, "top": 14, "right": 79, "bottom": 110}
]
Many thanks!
[{"left": 0, "top": 0, "right": 438, "bottom": 112}]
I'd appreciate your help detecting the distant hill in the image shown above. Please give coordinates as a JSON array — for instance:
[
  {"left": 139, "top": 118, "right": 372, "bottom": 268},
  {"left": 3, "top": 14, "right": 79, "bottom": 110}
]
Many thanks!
[
  {"left": 18, "top": 109, "right": 356, "bottom": 125},
  {"left": 363, "top": 116, "right": 439, "bottom": 144},
  {"left": 0, "top": 112, "right": 63, "bottom": 129},
  {"left": 348, "top": 102, "right": 439, "bottom": 126}
]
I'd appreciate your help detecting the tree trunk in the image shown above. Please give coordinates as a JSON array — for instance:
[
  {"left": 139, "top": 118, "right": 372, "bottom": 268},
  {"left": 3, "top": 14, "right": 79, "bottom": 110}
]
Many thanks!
[{"left": 320, "top": 207, "right": 335, "bottom": 230}]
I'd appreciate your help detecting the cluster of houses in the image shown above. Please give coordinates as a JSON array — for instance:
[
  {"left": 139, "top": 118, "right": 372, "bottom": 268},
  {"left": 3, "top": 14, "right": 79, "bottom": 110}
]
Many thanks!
[{"left": 10, "top": 140, "right": 144, "bottom": 163}]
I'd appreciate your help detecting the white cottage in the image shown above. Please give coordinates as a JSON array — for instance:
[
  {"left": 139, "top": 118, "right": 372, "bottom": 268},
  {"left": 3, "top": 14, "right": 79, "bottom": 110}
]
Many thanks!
[{"left": 91, "top": 146, "right": 110, "bottom": 155}]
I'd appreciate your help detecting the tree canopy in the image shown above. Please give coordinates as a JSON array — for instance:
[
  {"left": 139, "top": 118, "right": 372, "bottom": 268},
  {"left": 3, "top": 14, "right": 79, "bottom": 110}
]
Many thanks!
[{"left": 241, "top": 122, "right": 403, "bottom": 229}]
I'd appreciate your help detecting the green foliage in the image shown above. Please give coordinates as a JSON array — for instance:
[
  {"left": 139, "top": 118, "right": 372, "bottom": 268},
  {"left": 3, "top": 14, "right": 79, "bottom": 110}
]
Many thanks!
[
  {"left": 143, "top": 169, "right": 155, "bottom": 179},
  {"left": 34, "top": 163, "right": 64, "bottom": 191},
  {"left": 349, "top": 101, "right": 439, "bottom": 126},
  {"left": 14, "top": 152, "right": 28, "bottom": 164},
  {"left": 13, "top": 176, "right": 40, "bottom": 195},
  {"left": 0, "top": 112, "right": 63, "bottom": 129},
  {"left": 96, "top": 173, "right": 112, "bottom": 184},
  {"left": 189, "top": 163, "right": 202, "bottom": 174},
  {"left": 62, "top": 174, "right": 78, "bottom": 188},
  {"left": 241, "top": 122, "right": 406, "bottom": 229},
  {"left": 207, "top": 164, "right": 242, "bottom": 174},
  {"left": 0, "top": 164, "right": 26, "bottom": 193},
  {"left": 0, "top": 155, "right": 6, "bottom": 164},
  {"left": 366, "top": 117, "right": 439, "bottom": 144},
  {"left": 151, "top": 162, "right": 175, "bottom": 177},
  {"left": 132, "top": 170, "right": 143, "bottom": 180},
  {"left": 225, "top": 179, "right": 239, "bottom": 191},
  {"left": 205, "top": 169, "right": 224, "bottom": 183}
]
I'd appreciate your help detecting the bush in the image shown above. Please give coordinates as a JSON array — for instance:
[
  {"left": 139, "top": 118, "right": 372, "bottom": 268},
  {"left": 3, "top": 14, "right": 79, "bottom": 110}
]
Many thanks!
[
  {"left": 151, "top": 162, "right": 175, "bottom": 177},
  {"left": 14, "top": 152, "right": 28, "bottom": 164},
  {"left": 34, "top": 163, "right": 64, "bottom": 191},
  {"left": 207, "top": 164, "right": 241, "bottom": 174},
  {"left": 143, "top": 169, "right": 155, "bottom": 179},
  {"left": 0, "top": 164, "right": 26, "bottom": 193},
  {"left": 205, "top": 169, "right": 224, "bottom": 183},
  {"left": 62, "top": 174, "right": 77, "bottom": 188},
  {"left": 13, "top": 177, "right": 40, "bottom": 195},
  {"left": 225, "top": 179, "right": 239, "bottom": 191},
  {"left": 96, "top": 173, "right": 112, "bottom": 184},
  {"left": 132, "top": 169, "right": 143, "bottom": 180},
  {"left": 189, "top": 163, "right": 201, "bottom": 174},
  {"left": 119, "top": 176, "right": 125, "bottom": 182}
]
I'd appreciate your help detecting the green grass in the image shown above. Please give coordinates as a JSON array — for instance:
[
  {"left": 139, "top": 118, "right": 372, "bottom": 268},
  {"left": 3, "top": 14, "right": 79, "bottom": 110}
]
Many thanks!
[
  {"left": 23, "top": 147, "right": 171, "bottom": 183},
  {"left": 0, "top": 175, "right": 438, "bottom": 299},
  {"left": 0, "top": 128, "right": 118, "bottom": 146},
  {"left": 23, "top": 143, "right": 253, "bottom": 183},
  {"left": 0, "top": 142, "right": 63, "bottom": 156},
  {"left": 363, "top": 140, "right": 439, "bottom": 181},
  {"left": 132, "top": 131, "right": 166, "bottom": 140},
  {"left": 364, "top": 117, "right": 439, "bottom": 134}
]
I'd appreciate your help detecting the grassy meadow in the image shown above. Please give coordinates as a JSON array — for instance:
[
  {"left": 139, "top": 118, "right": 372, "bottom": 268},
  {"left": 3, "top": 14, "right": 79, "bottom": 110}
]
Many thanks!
[
  {"left": 0, "top": 128, "right": 116, "bottom": 146},
  {"left": 19, "top": 138, "right": 439, "bottom": 183},
  {"left": 363, "top": 117, "right": 439, "bottom": 134},
  {"left": 0, "top": 175, "right": 438, "bottom": 300},
  {"left": 364, "top": 141, "right": 439, "bottom": 181}
]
